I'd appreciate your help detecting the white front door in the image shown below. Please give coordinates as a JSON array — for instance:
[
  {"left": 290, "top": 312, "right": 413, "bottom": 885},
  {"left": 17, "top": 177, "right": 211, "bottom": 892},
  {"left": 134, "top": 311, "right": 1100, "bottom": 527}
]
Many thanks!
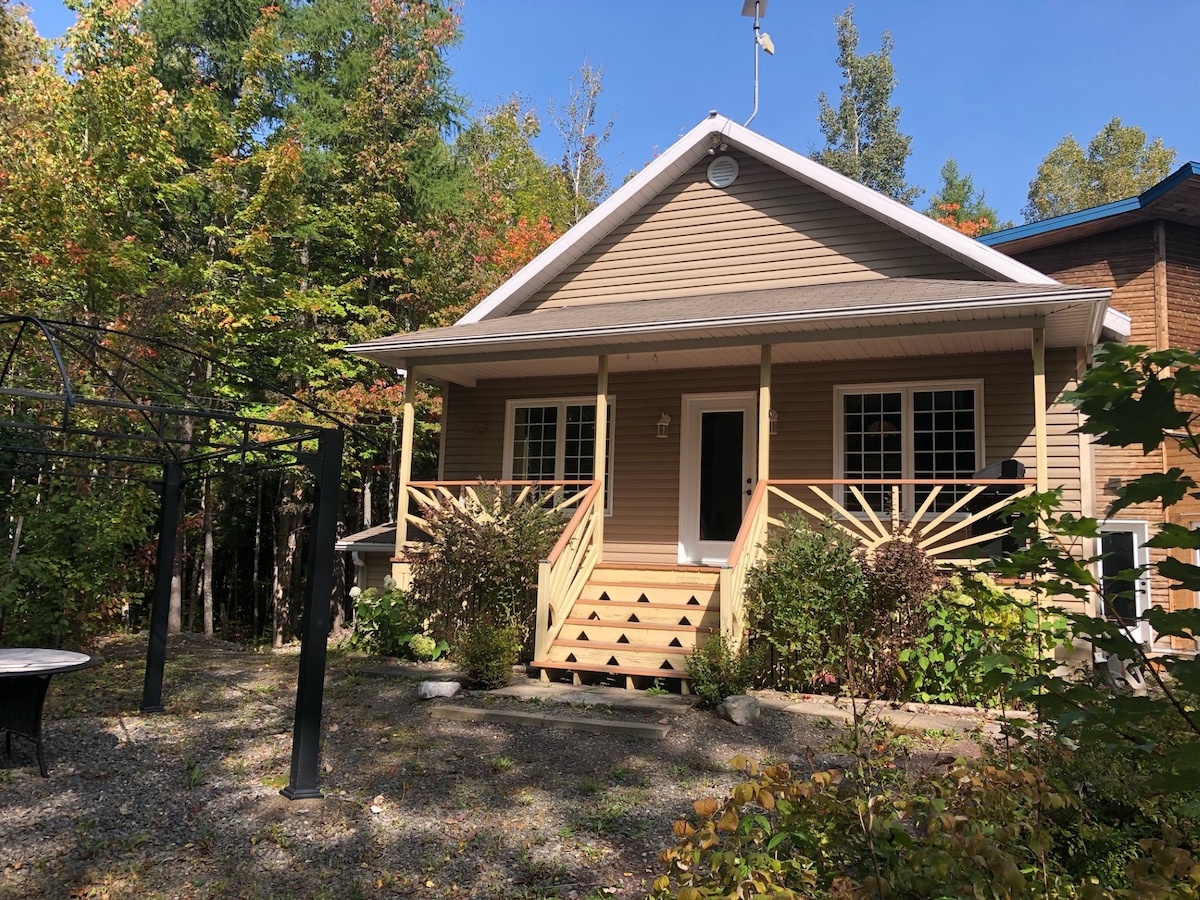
[{"left": 679, "top": 393, "right": 757, "bottom": 565}]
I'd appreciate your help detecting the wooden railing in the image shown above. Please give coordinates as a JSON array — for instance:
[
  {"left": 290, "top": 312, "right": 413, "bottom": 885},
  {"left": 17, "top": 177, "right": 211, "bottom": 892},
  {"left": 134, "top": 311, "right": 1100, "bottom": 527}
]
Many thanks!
[
  {"left": 402, "top": 480, "right": 593, "bottom": 543},
  {"left": 719, "top": 480, "right": 771, "bottom": 643},
  {"left": 719, "top": 477, "right": 1036, "bottom": 642},
  {"left": 535, "top": 482, "right": 604, "bottom": 660}
]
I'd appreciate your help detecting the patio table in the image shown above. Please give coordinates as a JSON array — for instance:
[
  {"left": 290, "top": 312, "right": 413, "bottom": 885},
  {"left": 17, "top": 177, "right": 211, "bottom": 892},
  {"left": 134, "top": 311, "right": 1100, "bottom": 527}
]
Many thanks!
[{"left": 0, "top": 648, "right": 102, "bottom": 776}]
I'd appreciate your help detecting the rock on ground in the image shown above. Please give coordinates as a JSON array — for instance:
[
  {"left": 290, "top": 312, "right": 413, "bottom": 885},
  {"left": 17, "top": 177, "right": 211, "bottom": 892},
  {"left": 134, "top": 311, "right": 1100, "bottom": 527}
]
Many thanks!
[
  {"left": 417, "top": 680, "right": 461, "bottom": 699},
  {"left": 715, "top": 695, "right": 760, "bottom": 725}
]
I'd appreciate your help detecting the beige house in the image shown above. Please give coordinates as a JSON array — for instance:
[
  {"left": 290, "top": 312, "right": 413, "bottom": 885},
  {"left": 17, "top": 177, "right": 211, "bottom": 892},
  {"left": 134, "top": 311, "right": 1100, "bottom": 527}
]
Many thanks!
[{"left": 346, "top": 113, "right": 1125, "bottom": 688}]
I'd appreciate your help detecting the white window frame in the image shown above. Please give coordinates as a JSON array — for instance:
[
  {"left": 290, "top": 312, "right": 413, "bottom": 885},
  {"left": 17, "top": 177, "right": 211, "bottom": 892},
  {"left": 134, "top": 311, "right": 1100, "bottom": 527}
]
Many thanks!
[
  {"left": 503, "top": 396, "right": 615, "bottom": 516},
  {"left": 833, "top": 379, "right": 986, "bottom": 516},
  {"left": 1096, "top": 519, "right": 1152, "bottom": 647}
]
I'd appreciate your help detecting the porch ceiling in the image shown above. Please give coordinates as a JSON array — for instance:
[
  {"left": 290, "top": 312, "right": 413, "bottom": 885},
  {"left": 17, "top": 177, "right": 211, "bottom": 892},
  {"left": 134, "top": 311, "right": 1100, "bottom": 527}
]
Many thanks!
[{"left": 347, "top": 278, "right": 1112, "bottom": 386}]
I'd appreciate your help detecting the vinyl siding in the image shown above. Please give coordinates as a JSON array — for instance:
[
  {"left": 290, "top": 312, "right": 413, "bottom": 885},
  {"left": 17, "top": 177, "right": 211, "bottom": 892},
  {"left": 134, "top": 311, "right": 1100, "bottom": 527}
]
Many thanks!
[
  {"left": 441, "top": 350, "right": 1080, "bottom": 562},
  {"left": 513, "top": 153, "right": 986, "bottom": 314}
]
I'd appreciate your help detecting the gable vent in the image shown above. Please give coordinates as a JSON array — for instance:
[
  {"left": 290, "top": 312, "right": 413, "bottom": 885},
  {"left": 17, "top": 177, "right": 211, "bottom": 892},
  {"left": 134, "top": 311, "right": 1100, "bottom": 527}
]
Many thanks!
[{"left": 707, "top": 155, "right": 739, "bottom": 188}]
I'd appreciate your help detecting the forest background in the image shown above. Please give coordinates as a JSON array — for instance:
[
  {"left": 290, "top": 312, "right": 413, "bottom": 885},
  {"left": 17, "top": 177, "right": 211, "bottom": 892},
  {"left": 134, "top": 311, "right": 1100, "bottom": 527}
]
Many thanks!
[{"left": 0, "top": 0, "right": 1188, "bottom": 649}]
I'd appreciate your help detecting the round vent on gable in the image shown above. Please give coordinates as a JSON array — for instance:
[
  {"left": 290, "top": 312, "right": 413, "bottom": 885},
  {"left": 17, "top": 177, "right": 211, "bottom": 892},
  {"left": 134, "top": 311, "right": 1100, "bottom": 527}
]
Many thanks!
[{"left": 706, "top": 155, "right": 739, "bottom": 188}]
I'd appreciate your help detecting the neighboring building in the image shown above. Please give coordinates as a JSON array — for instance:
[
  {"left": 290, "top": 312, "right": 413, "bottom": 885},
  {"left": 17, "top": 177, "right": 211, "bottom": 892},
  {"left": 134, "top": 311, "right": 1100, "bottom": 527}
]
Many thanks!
[
  {"left": 984, "top": 164, "right": 1200, "bottom": 652},
  {"left": 343, "top": 113, "right": 1125, "bottom": 687}
]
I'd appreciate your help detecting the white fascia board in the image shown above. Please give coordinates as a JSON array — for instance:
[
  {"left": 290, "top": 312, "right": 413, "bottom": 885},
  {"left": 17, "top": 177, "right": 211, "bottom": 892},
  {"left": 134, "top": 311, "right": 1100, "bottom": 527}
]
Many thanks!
[
  {"left": 365, "top": 288, "right": 1109, "bottom": 358},
  {"left": 715, "top": 120, "right": 1060, "bottom": 286},
  {"left": 458, "top": 116, "right": 721, "bottom": 324}
]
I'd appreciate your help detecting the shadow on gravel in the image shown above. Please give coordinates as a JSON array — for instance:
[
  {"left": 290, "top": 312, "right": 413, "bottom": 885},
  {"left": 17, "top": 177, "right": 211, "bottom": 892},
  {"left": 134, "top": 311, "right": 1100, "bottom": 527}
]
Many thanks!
[{"left": 0, "top": 633, "right": 978, "bottom": 900}]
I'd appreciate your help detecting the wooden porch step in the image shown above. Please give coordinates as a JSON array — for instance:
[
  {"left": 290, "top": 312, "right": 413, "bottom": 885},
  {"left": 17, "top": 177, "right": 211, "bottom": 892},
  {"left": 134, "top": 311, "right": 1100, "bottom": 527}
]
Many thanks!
[
  {"left": 544, "top": 644, "right": 691, "bottom": 669},
  {"left": 552, "top": 638, "right": 694, "bottom": 654},
  {"left": 532, "top": 659, "right": 692, "bottom": 681},
  {"left": 587, "top": 566, "right": 721, "bottom": 588},
  {"left": 562, "top": 617, "right": 717, "bottom": 634},
  {"left": 579, "top": 584, "right": 720, "bottom": 605}
]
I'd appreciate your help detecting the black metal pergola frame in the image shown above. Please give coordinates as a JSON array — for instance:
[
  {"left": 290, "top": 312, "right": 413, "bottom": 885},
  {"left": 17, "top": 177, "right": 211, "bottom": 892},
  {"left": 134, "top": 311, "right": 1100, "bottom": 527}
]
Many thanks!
[{"left": 0, "top": 314, "right": 353, "bottom": 800}]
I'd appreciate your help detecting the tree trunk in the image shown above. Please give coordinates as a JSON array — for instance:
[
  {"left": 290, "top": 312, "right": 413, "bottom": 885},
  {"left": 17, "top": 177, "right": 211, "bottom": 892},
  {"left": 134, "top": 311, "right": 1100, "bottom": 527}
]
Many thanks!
[
  {"left": 271, "top": 474, "right": 305, "bottom": 648},
  {"left": 202, "top": 479, "right": 214, "bottom": 637},
  {"left": 252, "top": 481, "right": 262, "bottom": 641}
]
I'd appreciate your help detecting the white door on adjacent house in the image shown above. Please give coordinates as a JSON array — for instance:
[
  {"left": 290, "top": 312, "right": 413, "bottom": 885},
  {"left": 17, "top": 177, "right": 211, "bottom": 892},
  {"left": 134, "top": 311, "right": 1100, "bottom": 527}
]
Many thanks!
[{"left": 679, "top": 393, "right": 757, "bottom": 565}]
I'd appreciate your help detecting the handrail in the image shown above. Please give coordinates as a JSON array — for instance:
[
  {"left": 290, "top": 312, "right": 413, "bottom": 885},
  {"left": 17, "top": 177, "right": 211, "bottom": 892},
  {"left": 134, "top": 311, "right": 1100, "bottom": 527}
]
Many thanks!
[
  {"left": 720, "top": 480, "right": 771, "bottom": 642},
  {"left": 726, "top": 480, "right": 770, "bottom": 572},
  {"left": 545, "top": 482, "right": 603, "bottom": 566},
  {"left": 535, "top": 482, "right": 604, "bottom": 661}
]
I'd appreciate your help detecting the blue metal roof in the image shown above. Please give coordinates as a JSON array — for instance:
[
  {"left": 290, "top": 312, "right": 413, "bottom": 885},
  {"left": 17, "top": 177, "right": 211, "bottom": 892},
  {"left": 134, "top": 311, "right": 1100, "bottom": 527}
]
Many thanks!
[{"left": 981, "top": 161, "right": 1200, "bottom": 246}]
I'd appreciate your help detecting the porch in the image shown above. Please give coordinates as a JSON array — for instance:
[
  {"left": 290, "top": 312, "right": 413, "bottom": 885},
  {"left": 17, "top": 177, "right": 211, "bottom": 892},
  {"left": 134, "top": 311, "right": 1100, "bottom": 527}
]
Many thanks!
[{"left": 392, "top": 474, "right": 1035, "bottom": 690}]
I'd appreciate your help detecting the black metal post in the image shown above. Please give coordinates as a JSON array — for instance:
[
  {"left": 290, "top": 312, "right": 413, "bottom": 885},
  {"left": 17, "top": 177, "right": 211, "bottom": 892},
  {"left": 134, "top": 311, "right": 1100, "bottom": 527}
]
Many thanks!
[
  {"left": 281, "top": 428, "right": 343, "bottom": 800},
  {"left": 142, "top": 460, "right": 183, "bottom": 713}
]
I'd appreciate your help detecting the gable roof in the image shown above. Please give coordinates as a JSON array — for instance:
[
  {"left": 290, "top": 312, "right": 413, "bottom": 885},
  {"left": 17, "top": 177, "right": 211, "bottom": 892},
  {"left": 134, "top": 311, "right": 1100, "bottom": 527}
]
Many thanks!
[
  {"left": 459, "top": 112, "right": 1058, "bottom": 325},
  {"left": 981, "top": 162, "right": 1200, "bottom": 254}
]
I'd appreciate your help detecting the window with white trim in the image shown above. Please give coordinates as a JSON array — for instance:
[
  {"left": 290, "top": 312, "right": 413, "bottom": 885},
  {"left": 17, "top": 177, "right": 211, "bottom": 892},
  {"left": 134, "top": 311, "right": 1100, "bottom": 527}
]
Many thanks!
[
  {"left": 504, "top": 398, "right": 614, "bottom": 514},
  {"left": 836, "top": 382, "right": 983, "bottom": 514},
  {"left": 1097, "top": 521, "right": 1150, "bottom": 629}
]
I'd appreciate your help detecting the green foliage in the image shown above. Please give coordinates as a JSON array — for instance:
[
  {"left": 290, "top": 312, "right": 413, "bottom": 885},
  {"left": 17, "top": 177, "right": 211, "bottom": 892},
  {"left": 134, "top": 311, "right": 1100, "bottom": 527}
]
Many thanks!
[
  {"left": 686, "top": 635, "right": 759, "bottom": 707},
  {"left": 652, "top": 748, "right": 1200, "bottom": 899},
  {"left": 407, "top": 484, "right": 564, "bottom": 656},
  {"left": 1023, "top": 117, "right": 1176, "bottom": 222},
  {"left": 746, "top": 520, "right": 944, "bottom": 698},
  {"left": 746, "top": 516, "right": 871, "bottom": 692},
  {"left": 348, "top": 586, "right": 423, "bottom": 657},
  {"left": 0, "top": 476, "right": 155, "bottom": 647},
  {"left": 458, "top": 618, "right": 521, "bottom": 690},
  {"left": 813, "top": 6, "right": 919, "bottom": 205},
  {"left": 900, "top": 573, "right": 1068, "bottom": 707},
  {"left": 407, "top": 632, "right": 447, "bottom": 662},
  {"left": 925, "top": 157, "right": 1007, "bottom": 235}
]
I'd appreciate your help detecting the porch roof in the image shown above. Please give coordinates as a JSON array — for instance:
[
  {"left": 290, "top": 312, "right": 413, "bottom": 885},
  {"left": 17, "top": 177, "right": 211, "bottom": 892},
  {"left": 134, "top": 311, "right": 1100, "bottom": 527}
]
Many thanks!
[{"left": 347, "top": 278, "right": 1114, "bottom": 384}]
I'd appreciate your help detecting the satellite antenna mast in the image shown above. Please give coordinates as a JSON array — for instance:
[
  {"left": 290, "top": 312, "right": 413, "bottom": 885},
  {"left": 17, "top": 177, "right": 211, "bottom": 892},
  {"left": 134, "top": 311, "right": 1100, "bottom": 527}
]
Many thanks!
[{"left": 741, "top": 0, "right": 774, "bottom": 126}]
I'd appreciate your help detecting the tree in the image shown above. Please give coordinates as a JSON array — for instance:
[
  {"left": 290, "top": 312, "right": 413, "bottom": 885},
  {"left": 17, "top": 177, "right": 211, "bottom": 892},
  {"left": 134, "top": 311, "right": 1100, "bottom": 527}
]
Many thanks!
[
  {"left": 0, "top": 1, "right": 40, "bottom": 85},
  {"left": 550, "top": 59, "right": 613, "bottom": 223},
  {"left": 813, "top": 5, "right": 919, "bottom": 205},
  {"left": 1023, "top": 117, "right": 1176, "bottom": 222},
  {"left": 925, "top": 158, "right": 1005, "bottom": 237}
]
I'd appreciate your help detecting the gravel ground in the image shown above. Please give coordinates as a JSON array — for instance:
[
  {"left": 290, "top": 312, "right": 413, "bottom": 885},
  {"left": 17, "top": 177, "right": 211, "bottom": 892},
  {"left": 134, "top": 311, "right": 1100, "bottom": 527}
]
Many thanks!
[{"left": 0, "top": 634, "right": 990, "bottom": 900}]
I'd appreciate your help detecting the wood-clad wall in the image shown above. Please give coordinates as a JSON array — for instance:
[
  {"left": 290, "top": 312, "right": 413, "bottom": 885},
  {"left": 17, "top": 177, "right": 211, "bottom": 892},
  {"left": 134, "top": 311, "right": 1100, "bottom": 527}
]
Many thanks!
[
  {"left": 441, "top": 349, "right": 1080, "bottom": 564},
  {"left": 513, "top": 154, "right": 986, "bottom": 315},
  {"left": 1013, "top": 221, "right": 1200, "bottom": 617}
]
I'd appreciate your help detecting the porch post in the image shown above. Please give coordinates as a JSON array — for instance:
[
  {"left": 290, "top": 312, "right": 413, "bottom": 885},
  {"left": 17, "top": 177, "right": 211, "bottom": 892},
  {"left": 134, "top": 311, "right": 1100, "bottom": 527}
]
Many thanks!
[
  {"left": 594, "top": 355, "right": 609, "bottom": 553},
  {"left": 392, "top": 367, "right": 418, "bottom": 588},
  {"left": 758, "top": 344, "right": 772, "bottom": 480},
  {"left": 1032, "top": 327, "right": 1049, "bottom": 493}
]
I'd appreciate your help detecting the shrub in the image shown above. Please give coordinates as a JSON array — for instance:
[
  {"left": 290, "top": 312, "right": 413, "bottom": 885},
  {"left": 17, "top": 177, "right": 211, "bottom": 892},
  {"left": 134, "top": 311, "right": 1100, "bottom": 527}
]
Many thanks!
[
  {"left": 408, "top": 483, "right": 563, "bottom": 658},
  {"left": 459, "top": 618, "right": 522, "bottom": 689},
  {"left": 686, "top": 635, "right": 759, "bottom": 707},
  {"left": 348, "top": 586, "right": 424, "bottom": 657},
  {"left": 859, "top": 537, "right": 938, "bottom": 697},
  {"left": 652, "top": 749, "right": 1200, "bottom": 899},
  {"left": 407, "top": 632, "right": 447, "bottom": 661},
  {"left": 0, "top": 475, "right": 155, "bottom": 647},
  {"left": 745, "top": 516, "right": 871, "bottom": 692},
  {"left": 900, "top": 573, "right": 1068, "bottom": 707}
]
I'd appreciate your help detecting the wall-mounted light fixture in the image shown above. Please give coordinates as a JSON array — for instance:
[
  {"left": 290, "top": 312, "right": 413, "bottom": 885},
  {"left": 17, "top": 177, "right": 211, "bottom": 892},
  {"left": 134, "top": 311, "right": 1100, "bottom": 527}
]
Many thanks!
[
  {"left": 657, "top": 413, "right": 671, "bottom": 439},
  {"left": 768, "top": 408, "right": 778, "bottom": 435}
]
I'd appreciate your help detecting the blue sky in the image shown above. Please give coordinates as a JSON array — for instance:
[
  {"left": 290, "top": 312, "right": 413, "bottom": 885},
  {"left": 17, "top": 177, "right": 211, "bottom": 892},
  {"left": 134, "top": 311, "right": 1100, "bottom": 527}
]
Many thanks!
[{"left": 25, "top": 0, "right": 1200, "bottom": 225}]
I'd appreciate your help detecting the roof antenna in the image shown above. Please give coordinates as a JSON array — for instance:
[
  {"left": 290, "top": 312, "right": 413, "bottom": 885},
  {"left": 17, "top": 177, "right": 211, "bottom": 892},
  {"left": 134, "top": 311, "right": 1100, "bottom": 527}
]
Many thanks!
[{"left": 741, "top": 0, "right": 774, "bottom": 126}]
